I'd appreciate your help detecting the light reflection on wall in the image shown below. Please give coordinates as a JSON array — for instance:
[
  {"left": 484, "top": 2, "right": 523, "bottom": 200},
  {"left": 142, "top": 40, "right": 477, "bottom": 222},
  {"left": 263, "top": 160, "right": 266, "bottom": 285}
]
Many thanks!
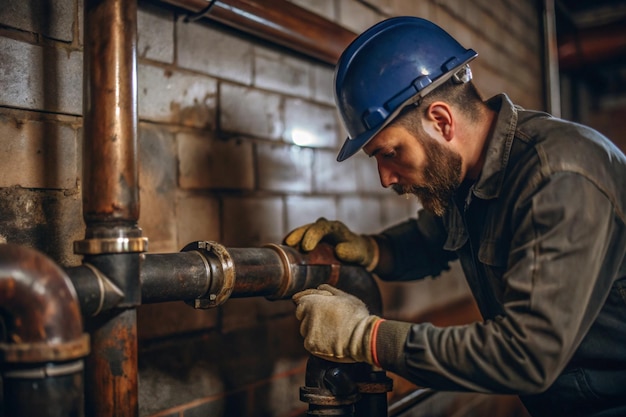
[{"left": 290, "top": 128, "right": 317, "bottom": 147}]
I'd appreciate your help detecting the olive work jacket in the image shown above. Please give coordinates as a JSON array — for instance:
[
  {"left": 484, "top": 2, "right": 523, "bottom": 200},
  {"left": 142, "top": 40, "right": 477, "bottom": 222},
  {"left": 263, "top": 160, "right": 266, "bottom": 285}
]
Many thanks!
[{"left": 374, "top": 94, "right": 626, "bottom": 417}]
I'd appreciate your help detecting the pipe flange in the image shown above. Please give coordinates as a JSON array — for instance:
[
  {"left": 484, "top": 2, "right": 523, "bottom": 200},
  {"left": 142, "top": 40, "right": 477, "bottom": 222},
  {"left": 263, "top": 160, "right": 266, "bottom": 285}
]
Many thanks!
[
  {"left": 74, "top": 237, "right": 148, "bottom": 255},
  {"left": 262, "top": 243, "right": 294, "bottom": 300},
  {"left": 182, "top": 241, "right": 235, "bottom": 308},
  {"left": 0, "top": 334, "right": 90, "bottom": 363},
  {"left": 299, "top": 386, "right": 359, "bottom": 406}
]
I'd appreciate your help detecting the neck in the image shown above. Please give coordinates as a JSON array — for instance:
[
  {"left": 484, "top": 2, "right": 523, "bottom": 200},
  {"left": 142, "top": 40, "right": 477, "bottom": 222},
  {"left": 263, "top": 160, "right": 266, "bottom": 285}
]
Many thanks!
[{"left": 463, "top": 106, "right": 496, "bottom": 180}]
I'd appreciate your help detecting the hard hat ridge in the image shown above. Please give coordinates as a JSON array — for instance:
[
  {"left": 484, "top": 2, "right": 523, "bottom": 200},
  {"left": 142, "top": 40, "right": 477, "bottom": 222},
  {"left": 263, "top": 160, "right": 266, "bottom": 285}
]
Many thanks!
[{"left": 334, "top": 16, "right": 478, "bottom": 162}]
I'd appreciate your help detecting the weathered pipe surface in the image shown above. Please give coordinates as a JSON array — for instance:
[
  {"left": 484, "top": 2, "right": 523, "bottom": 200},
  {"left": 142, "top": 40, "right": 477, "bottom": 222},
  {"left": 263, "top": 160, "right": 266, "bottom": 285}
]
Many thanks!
[
  {"left": 0, "top": 244, "right": 89, "bottom": 417},
  {"left": 82, "top": 0, "right": 139, "bottom": 225},
  {"left": 139, "top": 242, "right": 381, "bottom": 311},
  {"left": 85, "top": 308, "right": 138, "bottom": 417}
]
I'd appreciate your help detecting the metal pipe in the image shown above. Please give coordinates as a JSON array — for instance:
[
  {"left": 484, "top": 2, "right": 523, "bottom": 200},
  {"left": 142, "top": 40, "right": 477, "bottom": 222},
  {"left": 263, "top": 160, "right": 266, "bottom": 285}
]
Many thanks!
[
  {"left": 156, "top": 0, "right": 356, "bottom": 65},
  {"left": 0, "top": 244, "right": 90, "bottom": 417},
  {"left": 82, "top": 0, "right": 140, "bottom": 228},
  {"left": 543, "top": 0, "right": 562, "bottom": 117},
  {"left": 78, "top": 1, "right": 145, "bottom": 416}
]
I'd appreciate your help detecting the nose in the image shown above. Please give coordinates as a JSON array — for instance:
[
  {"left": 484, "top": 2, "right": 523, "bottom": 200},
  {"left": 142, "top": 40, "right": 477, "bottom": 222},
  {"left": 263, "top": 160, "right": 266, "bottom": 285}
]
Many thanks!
[{"left": 378, "top": 164, "right": 397, "bottom": 188}]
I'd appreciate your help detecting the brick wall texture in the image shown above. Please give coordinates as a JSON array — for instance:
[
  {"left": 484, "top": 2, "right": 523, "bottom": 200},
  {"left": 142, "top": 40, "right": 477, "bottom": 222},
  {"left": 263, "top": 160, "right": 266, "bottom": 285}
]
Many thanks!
[{"left": 0, "top": 0, "right": 548, "bottom": 416}]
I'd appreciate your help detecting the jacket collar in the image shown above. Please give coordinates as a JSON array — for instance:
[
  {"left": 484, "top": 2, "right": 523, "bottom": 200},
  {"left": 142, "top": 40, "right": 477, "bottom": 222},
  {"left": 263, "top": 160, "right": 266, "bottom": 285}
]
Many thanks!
[{"left": 471, "top": 93, "right": 518, "bottom": 200}]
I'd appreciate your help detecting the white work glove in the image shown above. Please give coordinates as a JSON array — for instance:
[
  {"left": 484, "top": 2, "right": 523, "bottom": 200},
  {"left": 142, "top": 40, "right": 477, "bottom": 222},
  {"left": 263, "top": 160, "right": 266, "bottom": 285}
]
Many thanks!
[
  {"left": 284, "top": 218, "right": 379, "bottom": 271},
  {"left": 293, "top": 284, "right": 383, "bottom": 364}
]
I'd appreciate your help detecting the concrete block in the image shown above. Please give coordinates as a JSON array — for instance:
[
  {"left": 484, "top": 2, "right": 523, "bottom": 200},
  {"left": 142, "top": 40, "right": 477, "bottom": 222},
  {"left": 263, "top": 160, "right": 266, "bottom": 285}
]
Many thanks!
[
  {"left": 138, "top": 124, "right": 177, "bottom": 253},
  {"left": 177, "top": 132, "right": 254, "bottom": 190},
  {"left": 177, "top": 18, "right": 253, "bottom": 85},
  {"left": 138, "top": 2, "right": 174, "bottom": 63},
  {"left": 337, "top": 196, "right": 382, "bottom": 234},
  {"left": 0, "top": 0, "right": 74, "bottom": 42},
  {"left": 338, "top": 0, "right": 382, "bottom": 33},
  {"left": 313, "top": 149, "right": 358, "bottom": 193},
  {"left": 138, "top": 64, "right": 217, "bottom": 129},
  {"left": 220, "top": 83, "right": 283, "bottom": 140},
  {"left": 0, "top": 113, "right": 77, "bottom": 189},
  {"left": 284, "top": 98, "right": 339, "bottom": 148},
  {"left": 0, "top": 38, "right": 82, "bottom": 114},
  {"left": 257, "top": 142, "right": 313, "bottom": 193},
  {"left": 285, "top": 196, "right": 337, "bottom": 232},
  {"left": 311, "top": 63, "right": 335, "bottom": 105},
  {"left": 254, "top": 46, "right": 311, "bottom": 97},
  {"left": 221, "top": 196, "right": 283, "bottom": 246},
  {"left": 176, "top": 194, "right": 221, "bottom": 249}
]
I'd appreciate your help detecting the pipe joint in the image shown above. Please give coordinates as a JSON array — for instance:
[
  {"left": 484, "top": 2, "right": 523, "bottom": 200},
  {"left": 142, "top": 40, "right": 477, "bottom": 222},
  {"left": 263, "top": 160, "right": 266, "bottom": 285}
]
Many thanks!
[{"left": 182, "top": 241, "right": 235, "bottom": 308}]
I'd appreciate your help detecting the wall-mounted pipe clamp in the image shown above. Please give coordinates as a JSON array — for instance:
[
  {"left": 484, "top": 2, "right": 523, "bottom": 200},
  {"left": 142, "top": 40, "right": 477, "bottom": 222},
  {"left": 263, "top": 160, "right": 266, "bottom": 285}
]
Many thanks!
[{"left": 181, "top": 241, "right": 235, "bottom": 308}]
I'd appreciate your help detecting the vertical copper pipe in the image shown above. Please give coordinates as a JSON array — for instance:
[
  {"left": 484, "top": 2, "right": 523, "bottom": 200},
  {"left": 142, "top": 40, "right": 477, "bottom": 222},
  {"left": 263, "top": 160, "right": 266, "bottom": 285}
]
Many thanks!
[
  {"left": 86, "top": 309, "right": 138, "bottom": 417},
  {"left": 81, "top": 1, "right": 141, "bottom": 416},
  {"left": 83, "top": 0, "right": 139, "bottom": 228}
]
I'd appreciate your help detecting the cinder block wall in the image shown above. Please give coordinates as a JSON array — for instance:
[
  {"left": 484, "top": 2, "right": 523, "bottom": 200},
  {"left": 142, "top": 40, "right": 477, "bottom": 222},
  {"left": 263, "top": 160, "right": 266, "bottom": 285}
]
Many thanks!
[{"left": 0, "top": 0, "right": 544, "bottom": 416}]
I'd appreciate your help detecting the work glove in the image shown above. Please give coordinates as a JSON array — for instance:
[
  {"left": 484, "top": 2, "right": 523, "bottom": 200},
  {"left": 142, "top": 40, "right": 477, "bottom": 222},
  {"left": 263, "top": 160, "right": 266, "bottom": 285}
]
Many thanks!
[
  {"left": 293, "top": 284, "right": 383, "bottom": 364},
  {"left": 283, "top": 218, "right": 379, "bottom": 271}
]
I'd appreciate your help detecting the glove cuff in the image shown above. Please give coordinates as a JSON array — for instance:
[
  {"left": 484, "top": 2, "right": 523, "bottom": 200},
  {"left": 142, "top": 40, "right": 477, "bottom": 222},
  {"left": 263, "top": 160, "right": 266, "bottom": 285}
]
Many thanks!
[{"left": 363, "top": 235, "right": 380, "bottom": 272}]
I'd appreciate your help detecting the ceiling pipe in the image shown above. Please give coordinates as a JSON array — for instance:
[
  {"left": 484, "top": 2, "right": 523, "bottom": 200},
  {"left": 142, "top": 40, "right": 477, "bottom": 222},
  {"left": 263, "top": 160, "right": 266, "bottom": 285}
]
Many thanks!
[
  {"left": 557, "top": 18, "right": 626, "bottom": 71},
  {"left": 156, "top": 0, "right": 356, "bottom": 65},
  {"left": 0, "top": 244, "right": 90, "bottom": 417}
]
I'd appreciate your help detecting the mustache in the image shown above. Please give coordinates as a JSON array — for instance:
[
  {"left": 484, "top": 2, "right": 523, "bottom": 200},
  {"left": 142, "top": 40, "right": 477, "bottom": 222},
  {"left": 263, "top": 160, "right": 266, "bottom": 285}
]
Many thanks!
[{"left": 392, "top": 184, "right": 430, "bottom": 195}]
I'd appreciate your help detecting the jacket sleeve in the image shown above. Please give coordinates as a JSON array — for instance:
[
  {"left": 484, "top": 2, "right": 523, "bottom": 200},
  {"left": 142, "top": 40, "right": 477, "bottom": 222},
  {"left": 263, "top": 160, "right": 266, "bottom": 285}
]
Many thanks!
[
  {"left": 375, "top": 173, "right": 619, "bottom": 394},
  {"left": 378, "top": 209, "right": 458, "bottom": 281}
]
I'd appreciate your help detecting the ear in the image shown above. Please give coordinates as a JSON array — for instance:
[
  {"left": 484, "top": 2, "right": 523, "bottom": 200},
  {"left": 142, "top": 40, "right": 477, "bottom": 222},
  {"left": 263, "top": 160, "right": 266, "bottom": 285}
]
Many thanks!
[{"left": 426, "top": 102, "right": 454, "bottom": 142}]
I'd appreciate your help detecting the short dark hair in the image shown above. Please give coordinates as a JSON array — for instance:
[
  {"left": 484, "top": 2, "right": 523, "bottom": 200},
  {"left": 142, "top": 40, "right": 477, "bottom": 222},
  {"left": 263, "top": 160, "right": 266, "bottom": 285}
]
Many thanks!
[{"left": 392, "top": 77, "right": 485, "bottom": 136}]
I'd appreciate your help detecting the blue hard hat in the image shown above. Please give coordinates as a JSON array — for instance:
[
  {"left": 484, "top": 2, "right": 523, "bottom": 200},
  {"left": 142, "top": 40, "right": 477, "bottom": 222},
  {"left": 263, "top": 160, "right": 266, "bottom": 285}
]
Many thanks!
[{"left": 334, "top": 16, "right": 477, "bottom": 162}]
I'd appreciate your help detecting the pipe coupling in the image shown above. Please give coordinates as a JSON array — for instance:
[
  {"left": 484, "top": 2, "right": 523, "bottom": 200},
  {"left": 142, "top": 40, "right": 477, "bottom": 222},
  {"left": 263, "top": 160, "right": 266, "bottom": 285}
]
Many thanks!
[{"left": 182, "top": 241, "right": 235, "bottom": 308}]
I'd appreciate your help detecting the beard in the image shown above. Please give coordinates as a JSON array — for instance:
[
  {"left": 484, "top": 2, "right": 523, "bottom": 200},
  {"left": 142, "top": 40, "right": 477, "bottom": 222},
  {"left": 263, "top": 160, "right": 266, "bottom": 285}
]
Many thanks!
[{"left": 392, "top": 135, "right": 462, "bottom": 217}]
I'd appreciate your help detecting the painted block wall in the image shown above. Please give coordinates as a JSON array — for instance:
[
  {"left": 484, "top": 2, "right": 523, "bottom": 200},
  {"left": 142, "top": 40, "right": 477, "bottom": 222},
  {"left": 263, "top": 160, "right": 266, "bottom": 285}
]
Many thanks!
[{"left": 0, "top": 0, "right": 544, "bottom": 415}]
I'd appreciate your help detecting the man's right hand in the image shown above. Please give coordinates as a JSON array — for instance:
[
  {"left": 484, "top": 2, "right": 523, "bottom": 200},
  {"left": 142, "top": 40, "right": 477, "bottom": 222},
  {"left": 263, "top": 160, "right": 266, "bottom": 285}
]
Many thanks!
[{"left": 283, "top": 218, "right": 379, "bottom": 271}]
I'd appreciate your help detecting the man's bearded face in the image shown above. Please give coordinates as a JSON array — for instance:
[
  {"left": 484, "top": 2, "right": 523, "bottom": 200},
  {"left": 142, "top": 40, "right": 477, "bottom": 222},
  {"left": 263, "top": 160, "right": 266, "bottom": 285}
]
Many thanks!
[{"left": 392, "top": 134, "right": 462, "bottom": 216}]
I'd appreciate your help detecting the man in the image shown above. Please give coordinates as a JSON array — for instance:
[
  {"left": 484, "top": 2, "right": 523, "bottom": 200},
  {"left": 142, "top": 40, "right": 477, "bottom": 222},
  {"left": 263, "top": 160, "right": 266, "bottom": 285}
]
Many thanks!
[{"left": 285, "top": 16, "right": 626, "bottom": 417}]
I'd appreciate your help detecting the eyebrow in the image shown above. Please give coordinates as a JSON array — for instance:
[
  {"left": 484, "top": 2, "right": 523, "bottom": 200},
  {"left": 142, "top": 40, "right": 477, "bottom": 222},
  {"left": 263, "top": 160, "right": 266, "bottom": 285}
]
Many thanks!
[{"left": 365, "top": 147, "right": 380, "bottom": 158}]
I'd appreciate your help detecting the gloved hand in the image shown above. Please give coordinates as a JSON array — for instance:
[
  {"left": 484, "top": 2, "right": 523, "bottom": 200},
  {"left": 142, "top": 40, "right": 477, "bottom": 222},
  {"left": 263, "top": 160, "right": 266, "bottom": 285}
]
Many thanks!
[
  {"left": 293, "top": 284, "right": 383, "bottom": 364},
  {"left": 283, "top": 218, "right": 379, "bottom": 271}
]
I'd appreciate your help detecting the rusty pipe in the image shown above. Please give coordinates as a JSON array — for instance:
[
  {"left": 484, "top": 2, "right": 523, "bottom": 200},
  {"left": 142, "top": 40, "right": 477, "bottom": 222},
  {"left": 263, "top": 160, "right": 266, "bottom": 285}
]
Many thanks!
[
  {"left": 156, "top": 0, "right": 356, "bottom": 65},
  {"left": 138, "top": 242, "right": 381, "bottom": 312},
  {"left": 0, "top": 244, "right": 90, "bottom": 417},
  {"left": 81, "top": 0, "right": 139, "bottom": 229},
  {"left": 78, "top": 1, "right": 144, "bottom": 416}
]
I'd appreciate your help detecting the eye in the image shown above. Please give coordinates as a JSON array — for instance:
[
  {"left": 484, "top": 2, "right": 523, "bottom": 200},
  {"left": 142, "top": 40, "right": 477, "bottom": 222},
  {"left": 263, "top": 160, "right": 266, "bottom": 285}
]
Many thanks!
[{"left": 382, "top": 149, "right": 396, "bottom": 159}]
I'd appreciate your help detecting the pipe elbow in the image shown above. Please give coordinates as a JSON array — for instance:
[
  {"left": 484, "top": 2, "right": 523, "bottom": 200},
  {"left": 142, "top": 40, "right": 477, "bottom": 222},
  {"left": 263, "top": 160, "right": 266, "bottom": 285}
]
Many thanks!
[{"left": 0, "top": 244, "right": 89, "bottom": 363}]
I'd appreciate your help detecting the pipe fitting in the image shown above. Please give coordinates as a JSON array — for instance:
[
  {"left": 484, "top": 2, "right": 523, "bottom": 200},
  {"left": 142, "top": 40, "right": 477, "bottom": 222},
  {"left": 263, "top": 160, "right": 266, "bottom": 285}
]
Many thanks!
[
  {"left": 0, "top": 244, "right": 90, "bottom": 363},
  {"left": 181, "top": 241, "right": 235, "bottom": 308}
]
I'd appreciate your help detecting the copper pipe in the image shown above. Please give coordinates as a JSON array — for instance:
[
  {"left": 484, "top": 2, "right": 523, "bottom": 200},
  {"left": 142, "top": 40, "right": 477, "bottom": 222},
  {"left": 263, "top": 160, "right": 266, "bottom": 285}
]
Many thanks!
[
  {"left": 558, "top": 18, "right": 626, "bottom": 71},
  {"left": 158, "top": 0, "right": 356, "bottom": 65},
  {"left": 80, "top": 1, "right": 142, "bottom": 416},
  {"left": 85, "top": 309, "right": 138, "bottom": 417},
  {"left": 0, "top": 244, "right": 90, "bottom": 417},
  {"left": 83, "top": 0, "right": 140, "bottom": 228}
]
